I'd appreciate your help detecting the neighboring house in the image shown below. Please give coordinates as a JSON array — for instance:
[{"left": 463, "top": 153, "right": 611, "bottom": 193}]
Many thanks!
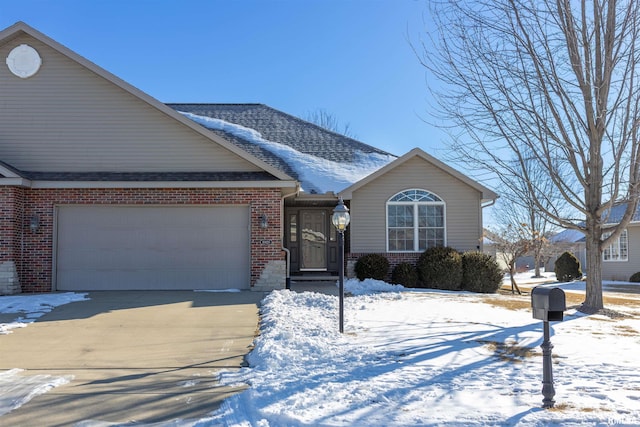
[
  {"left": 600, "top": 203, "right": 640, "bottom": 281},
  {"left": 0, "top": 22, "right": 497, "bottom": 294},
  {"left": 546, "top": 228, "right": 587, "bottom": 274},
  {"left": 482, "top": 236, "right": 508, "bottom": 270},
  {"left": 482, "top": 231, "right": 534, "bottom": 272},
  {"left": 547, "top": 202, "right": 640, "bottom": 281}
]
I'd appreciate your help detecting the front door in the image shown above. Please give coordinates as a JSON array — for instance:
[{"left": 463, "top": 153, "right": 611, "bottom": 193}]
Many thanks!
[{"left": 301, "top": 210, "right": 327, "bottom": 270}]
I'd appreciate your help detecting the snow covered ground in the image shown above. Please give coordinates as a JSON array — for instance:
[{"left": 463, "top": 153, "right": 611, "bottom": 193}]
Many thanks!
[
  {"left": 0, "top": 293, "right": 88, "bottom": 417},
  {"left": 0, "top": 292, "right": 88, "bottom": 335},
  {"left": 2, "top": 276, "right": 640, "bottom": 426}
]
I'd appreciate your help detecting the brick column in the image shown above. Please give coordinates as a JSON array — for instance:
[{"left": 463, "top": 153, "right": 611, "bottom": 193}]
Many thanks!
[{"left": 0, "top": 187, "right": 23, "bottom": 294}]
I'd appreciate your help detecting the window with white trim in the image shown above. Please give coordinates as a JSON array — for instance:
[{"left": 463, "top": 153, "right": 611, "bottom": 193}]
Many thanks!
[
  {"left": 387, "top": 189, "right": 445, "bottom": 252},
  {"left": 603, "top": 229, "right": 628, "bottom": 262}
]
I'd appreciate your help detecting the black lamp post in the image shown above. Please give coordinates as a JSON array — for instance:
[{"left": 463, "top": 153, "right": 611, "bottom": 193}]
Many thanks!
[{"left": 332, "top": 197, "right": 350, "bottom": 333}]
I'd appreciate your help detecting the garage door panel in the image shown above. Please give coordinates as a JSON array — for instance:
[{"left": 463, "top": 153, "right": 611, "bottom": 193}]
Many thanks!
[
  {"left": 60, "top": 268, "right": 244, "bottom": 291},
  {"left": 56, "top": 205, "right": 250, "bottom": 291}
]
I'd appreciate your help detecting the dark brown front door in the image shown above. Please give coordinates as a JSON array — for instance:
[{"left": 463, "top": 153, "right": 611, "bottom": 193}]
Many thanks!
[
  {"left": 300, "top": 210, "right": 327, "bottom": 270},
  {"left": 286, "top": 207, "right": 339, "bottom": 275}
]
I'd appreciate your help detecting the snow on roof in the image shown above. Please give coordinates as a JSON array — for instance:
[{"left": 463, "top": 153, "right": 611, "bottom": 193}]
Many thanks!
[
  {"left": 179, "top": 111, "right": 394, "bottom": 194},
  {"left": 551, "top": 228, "right": 585, "bottom": 243},
  {"left": 605, "top": 202, "right": 640, "bottom": 224}
]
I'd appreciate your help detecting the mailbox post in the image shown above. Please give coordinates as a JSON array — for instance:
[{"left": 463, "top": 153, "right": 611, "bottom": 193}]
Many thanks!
[{"left": 531, "top": 286, "right": 566, "bottom": 409}]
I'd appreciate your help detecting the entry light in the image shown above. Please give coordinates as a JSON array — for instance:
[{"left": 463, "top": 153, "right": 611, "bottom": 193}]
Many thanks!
[
  {"left": 331, "top": 197, "right": 350, "bottom": 233},
  {"left": 29, "top": 214, "right": 39, "bottom": 233}
]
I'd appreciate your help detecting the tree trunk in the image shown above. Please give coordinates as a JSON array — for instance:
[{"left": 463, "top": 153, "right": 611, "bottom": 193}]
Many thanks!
[
  {"left": 509, "top": 262, "right": 521, "bottom": 295},
  {"left": 584, "top": 224, "right": 604, "bottom": 311},
  {"left": 533, "top": 242, "right": 542, "bottom": 278}
]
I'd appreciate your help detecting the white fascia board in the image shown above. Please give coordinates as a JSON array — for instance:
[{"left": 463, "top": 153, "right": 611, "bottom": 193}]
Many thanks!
[
  {"left": 0, "top": 165, "right": 21, "bottom": 178},
  {"left": 0, "top": 178, "right": 32, "bottom": 187}
]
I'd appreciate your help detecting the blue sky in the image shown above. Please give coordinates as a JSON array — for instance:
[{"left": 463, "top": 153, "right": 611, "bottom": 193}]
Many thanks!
[{"left": 0, "top": 0, "right": 450, "bottom": 159}]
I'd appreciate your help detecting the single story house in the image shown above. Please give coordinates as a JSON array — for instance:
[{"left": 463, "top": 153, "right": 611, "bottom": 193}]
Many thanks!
[
  {"left": 547, "top": 202, "right": 640, "bottom": 282},
  {"left": 600, "top": 203, "right": 640, "bottom": 282},
  {"left": 0, "top": 22, "right": 497, "bottom": 294}
]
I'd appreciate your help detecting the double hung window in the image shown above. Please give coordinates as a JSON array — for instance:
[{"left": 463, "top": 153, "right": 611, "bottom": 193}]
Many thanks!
[{"left": 602, "top": 229, "right": 628, "bottom": 262}]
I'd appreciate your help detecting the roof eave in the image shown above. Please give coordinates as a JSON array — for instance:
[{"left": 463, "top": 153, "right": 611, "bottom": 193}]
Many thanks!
[
  {"left": 0, "top": 178, "right": 298, "bottom": 190},
  {"left": 339, "top": 147, "right": 498, "bottom": 201}
]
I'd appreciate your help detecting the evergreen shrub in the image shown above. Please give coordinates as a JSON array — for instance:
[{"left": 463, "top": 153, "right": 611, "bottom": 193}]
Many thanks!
[
  {"left": 391, "top": 262, "right": 419, "bottom": 287},
  {"left": 629, "top": 272, "right": 640, "bottom": 283},
  {"left": 354, "top": 253, "right": 390, "bottom": 281},
  {"left": 416, "top": 246, "right": 462, "bottom": 290},
  {"left": 461, "top": 251, "right": 503, "bottom": 293},
  {"left": 554, "top": 251, "right": 582, "bottom": 282}
]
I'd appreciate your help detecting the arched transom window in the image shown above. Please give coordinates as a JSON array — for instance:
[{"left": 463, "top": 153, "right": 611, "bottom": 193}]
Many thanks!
[{"left": 387, "top": 189, "right": 446, "bottom": 252}]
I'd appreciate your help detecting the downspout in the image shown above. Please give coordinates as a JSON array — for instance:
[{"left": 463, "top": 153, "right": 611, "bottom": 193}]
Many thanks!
[
  {"left": 481, "top": 199, "right": 497, "bottom": 209},
  {"left": 282, "top": 246, "right": 291, "bottom": 290},
  {"left": 282, "top": 185, "right": 300, "bottom": 290},
  {"left": 480, "top": 197, "right": 498, "bottom": 250}
]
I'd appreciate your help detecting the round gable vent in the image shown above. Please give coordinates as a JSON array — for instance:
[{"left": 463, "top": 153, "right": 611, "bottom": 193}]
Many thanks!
[{"left": 6, "top": 44, "right": 42, "bottom": 78}]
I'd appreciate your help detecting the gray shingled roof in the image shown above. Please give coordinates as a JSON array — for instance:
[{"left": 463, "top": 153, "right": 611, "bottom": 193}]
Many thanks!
[
  {"left": 167, "top": 104, "right": 395, "bottom": 178},
  {"left": 21, "top": 171, "right": 277, "bottom": 181},
  {"left": 552, "top": 202, "right": 640, "bottom": 239},
  {"left": 0, "top": 159, "right": 277, "bottom": 181},
  {"left": 605, "top": 202, "right": 640, "bottom": 223},
  {"left": 206, "top": 127, "right": 300, "bottom": 181}
]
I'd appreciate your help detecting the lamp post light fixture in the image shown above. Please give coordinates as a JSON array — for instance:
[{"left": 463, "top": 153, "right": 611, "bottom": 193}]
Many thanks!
[
  {"left": 332, "top": 197, "right": 350, "bottom": 333},
  {"left": 29, "top": 214, "right": 40, "bottom": 233}
]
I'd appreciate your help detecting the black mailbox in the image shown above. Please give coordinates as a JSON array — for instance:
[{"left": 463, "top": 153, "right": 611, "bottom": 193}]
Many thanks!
[{"left": 531, "top": 286, "right": 566, "bottom": 321}]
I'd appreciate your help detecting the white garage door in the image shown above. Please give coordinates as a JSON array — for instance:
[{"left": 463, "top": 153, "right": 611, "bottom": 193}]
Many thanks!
[{"left": 56, "top": 205, "right": 250, "bottom": 291}]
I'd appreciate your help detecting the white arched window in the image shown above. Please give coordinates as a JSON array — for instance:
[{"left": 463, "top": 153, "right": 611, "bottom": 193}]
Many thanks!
[{"left": 387, "top": 189, "right": 446, "bottom": 252}]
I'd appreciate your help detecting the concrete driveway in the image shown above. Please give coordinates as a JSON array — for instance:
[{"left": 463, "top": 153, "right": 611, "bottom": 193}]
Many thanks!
[{"left": 0, "top": 290, "right": 264, "bottom": 426}]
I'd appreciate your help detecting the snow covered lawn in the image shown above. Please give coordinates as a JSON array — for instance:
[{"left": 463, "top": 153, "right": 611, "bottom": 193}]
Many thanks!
[
  {"left": 2, "top": 281, "right": 640, "bottom": 426},
  {"left": 206, "top": 279, "right": 640, "bottom": 426}
]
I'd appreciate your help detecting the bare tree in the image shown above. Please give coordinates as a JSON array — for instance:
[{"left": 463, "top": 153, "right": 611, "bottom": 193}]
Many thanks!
[
  {"left": 485, "top": 225, "right": 530, "bottom": 294},
  {"left": 306, "top": 109, "right": 357, "bottom": 138},
  {"left": 502, "top": 152, "right": 559, "bottom": 278},
  {"left": 420, "top": 0, "right": 640, "bottom": 310},
  {"left": 494, "top": 191, "right": 554, "bottom": 278}
]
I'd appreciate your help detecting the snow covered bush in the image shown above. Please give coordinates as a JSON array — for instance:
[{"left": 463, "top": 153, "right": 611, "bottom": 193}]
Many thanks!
[
  {"left": 554, "top": 251, "right": 583, "bottom": 282},
  {"left": 416, "top": 246, "right": 462, "bottom": 290},
  {"left": 391, "top": 262, "right": 418, "bottom": 287},
  {"left": 461, "top": 251, "right": 503, "bottom": 293},
  {"left": 354, "top": 253, "right": 390, "bottom": 281},
  {"left": 629, "top": 272, "right": 640, "bottom": 283}
]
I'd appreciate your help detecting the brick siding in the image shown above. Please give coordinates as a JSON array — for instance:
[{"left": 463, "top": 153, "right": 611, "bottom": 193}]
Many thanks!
[
  {"left": 1, "top": 186, "right": 283, "bottom": 293},
  {"left": 0, "top": 187, "right": 24, "bottom": 293}
]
